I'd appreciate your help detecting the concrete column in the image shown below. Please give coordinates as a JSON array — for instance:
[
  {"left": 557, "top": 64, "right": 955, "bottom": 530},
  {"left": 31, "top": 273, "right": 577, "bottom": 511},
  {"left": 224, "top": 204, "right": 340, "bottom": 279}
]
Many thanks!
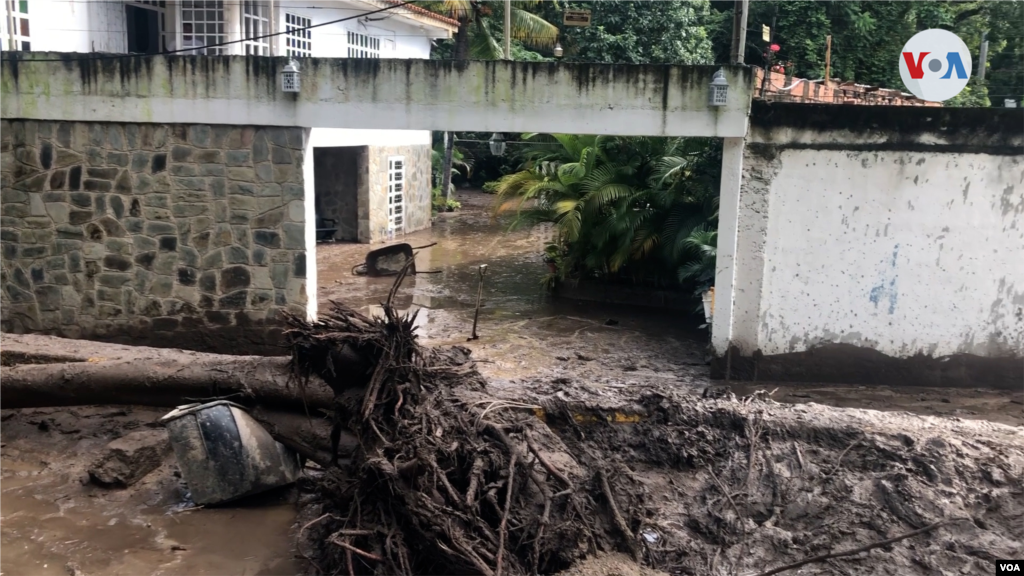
[
  {"left": 224, "top": 0, "right": 242, "bottom": 56},
  {"left": 302, "top": 127, "right": 318, "bottom": 321},
  {"left": 711, "top": 137, "right": 745, "bottom": 354}
]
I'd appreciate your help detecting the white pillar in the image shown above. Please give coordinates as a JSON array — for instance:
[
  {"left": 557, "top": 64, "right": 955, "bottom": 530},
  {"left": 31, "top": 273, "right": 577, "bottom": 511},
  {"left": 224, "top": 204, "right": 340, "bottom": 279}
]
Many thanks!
[
  {"left": 711, "top": 137, "right": 745, "bottom": 354},
  {"left": 224, "top": 0, "right": 242, "bottom": 56},
  {"left": 302, "top": 128, "right": 318, "bottom": 322},
  {"left": 268, "top": 0, "right": 276, "bottom": 56}
]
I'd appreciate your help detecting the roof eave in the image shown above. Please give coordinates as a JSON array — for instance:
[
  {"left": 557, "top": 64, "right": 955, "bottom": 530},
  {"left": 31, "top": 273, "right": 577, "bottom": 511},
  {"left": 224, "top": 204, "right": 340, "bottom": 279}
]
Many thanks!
[{"left": 358, "top": 0, "right": 460, "bottom": 34}]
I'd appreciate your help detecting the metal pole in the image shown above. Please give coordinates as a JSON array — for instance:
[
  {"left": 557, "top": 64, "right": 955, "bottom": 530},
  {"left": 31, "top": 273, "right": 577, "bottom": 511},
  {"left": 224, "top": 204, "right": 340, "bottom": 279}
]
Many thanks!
[
  {"left": 468, "top": 265, "right": 488, "bottom": 341},
  {"left": 730, "top": 0, "right": 748, "bottom": 64},
  {"left": 760, "top": 10, "right": 777, "bottom": 99},
  {"left": 978, "top": 31, "right": 989, "bottom": 81},
  {"left": 503, "top": 0, "right": 511, "bottom": 60},
  {"left": 824, "top": 35, "right": 832, "bottom": 85}
]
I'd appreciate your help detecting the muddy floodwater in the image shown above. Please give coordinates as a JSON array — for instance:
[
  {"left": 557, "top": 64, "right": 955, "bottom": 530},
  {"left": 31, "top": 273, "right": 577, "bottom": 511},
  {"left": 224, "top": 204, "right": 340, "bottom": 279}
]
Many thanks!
[
  {"left": 319, "top": 190, "right": 1023, "bottom": 427},
  {"left": 317, "top": 190, "right": 710, "bottom": 393},
  {"left": 1, "top": 406, "right": 303, "bottom": 576},
  {"left": 2, "top": 190, "right": 1020, "bottom": 576}
]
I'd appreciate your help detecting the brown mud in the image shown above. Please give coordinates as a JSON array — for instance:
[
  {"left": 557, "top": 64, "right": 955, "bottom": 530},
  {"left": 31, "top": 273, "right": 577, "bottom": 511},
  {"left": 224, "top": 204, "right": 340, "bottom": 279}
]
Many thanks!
[
  {"left": 2, "top": 190, "right": 1021, "bottom": 576},
  {"left": 1, "top": 406, "right": 302, "bottom": 576},
  {"left": 318, "top": 190, "right": 1023, "bottom": 427},
  {"left": 285, "top": 290, "right": 1024, "bottom": 576}
]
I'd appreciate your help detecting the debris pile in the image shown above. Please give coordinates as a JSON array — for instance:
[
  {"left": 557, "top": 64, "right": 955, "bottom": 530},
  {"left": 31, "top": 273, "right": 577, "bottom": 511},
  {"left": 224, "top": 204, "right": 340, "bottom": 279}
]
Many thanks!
[
  {"left": 285, "top": 267, "right": 636, "bottom": 575},
  {"left": 283, "top": 270, "right": 1024, "bottom": 576}
]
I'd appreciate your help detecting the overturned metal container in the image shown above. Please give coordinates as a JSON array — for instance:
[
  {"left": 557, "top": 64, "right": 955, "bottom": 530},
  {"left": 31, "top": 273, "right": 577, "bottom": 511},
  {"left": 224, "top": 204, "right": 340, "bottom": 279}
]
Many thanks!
[{"left": 160, "top": 401, "right": 302, "bottom": 505}]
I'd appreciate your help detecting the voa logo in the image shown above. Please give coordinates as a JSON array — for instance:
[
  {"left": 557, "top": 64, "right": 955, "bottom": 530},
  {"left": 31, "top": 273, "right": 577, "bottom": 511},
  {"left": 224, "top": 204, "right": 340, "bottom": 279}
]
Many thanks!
[
  {"left": 998, "top": 560, "right": 1023, "bottom": 574},
  {"left": 899, "top": 29, "right": 972, "bottom": 102}
]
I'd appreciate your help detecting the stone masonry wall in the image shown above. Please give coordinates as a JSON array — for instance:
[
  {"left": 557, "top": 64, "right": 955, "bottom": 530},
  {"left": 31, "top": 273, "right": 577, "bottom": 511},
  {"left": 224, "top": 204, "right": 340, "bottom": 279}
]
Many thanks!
[
  {"left": 0, "top": 119, "right": 308, "bottom": 354},
  {"left": 366, "top": 144, "right": 431, "bottom": 243}
]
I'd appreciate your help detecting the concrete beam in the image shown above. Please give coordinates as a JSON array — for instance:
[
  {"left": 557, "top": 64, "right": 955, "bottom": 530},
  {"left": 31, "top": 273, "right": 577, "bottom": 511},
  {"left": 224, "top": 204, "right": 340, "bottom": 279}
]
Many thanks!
[{"left": 1, "top": 54, "right": 754, "bottom": 138}]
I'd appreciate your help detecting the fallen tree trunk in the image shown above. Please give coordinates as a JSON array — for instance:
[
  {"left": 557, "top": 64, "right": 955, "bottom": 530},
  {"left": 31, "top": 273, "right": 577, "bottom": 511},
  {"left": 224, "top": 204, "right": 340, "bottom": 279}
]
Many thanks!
[
  {"left": 1, "top": 355, "right": 334, "bottom": 411},
  {"left": 0, "top": 334, "right": 339, "bottom": 411},
  {"left": 0, "top": 334, "right": 357, "bottom": 467}
]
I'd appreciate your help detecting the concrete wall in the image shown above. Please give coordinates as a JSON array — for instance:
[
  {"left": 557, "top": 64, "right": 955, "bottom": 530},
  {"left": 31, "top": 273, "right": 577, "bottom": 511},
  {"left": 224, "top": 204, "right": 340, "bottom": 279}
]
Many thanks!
[
  {"left": 272, "top": 0, "right": 447, "bottom": 59},
  {"left": 713, "top": 102, "right": 1024, "bottom": 389},
  {"left": 0, "top": 119, "right": 309, "bottom": 353},
  {"left": 12, "top": 0, "right": 452, "bottom": 56},
  {"left": 2, "top": 0, "right": 127, "bottom": 53},
  {"left": 1, "top": 55, "right": 754, "bottom": 138}
]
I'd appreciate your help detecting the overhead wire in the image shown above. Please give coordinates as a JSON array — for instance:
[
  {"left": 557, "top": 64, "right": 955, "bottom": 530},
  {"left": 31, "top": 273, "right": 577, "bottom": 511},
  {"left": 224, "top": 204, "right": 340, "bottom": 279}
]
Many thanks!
[{"left": 0, "top": 0, "right": 420, "bottom": 62}]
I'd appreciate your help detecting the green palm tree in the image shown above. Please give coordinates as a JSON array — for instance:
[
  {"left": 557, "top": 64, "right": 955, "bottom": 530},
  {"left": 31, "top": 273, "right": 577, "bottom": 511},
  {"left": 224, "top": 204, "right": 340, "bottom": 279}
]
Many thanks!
[
  {"left": 423, "top": 1, "right": 560, "bottom": 60},
  {"left": 491, "top": 133, "right": 722, "bottom": 295}
]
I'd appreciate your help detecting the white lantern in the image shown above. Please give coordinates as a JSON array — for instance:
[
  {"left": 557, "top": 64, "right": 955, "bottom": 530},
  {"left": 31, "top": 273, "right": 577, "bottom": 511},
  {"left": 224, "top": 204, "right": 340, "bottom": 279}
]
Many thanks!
[
  {"left": 489, "top": 133, "right": 506, "bottom": 156},
  {"left": 553, "top": 42, "right": 563, "bottom": 58},
  {"left": 709, "top": 68, "right": 729, "bottom": 107},
  {"left": 281, "top": 60, "right": 301, "bottom": 93}
]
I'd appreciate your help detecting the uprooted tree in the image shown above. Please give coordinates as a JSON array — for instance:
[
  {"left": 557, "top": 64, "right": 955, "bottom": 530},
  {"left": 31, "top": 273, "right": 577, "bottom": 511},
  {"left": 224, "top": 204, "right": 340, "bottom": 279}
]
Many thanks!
[{"left": 285, "top": 266, "right": 638, "bottom": 575}]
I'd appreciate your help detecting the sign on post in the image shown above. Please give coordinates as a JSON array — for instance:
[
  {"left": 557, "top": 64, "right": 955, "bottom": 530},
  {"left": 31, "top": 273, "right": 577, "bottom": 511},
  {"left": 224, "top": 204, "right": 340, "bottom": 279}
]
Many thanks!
[
  {"left": 563, "top": 9, "right": 591, "bottom": 27},
  {"left": 762, "top": 25, "right": 771, "bottom": 42}
]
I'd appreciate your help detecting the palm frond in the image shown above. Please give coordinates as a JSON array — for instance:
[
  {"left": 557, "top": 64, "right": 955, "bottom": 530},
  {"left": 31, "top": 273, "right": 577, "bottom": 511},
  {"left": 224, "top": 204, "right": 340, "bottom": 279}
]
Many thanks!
[
  {"left": 509, "top": 7, "right": 559, "bottom": 49},
  {"left": 469, "top": 18, "right": 504, "bottom": 60}
]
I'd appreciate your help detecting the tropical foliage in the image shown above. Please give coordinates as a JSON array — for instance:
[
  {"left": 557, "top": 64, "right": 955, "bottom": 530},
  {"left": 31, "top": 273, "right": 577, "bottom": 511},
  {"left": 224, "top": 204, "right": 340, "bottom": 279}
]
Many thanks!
[
  {"left": 708, "top": 0, "right": 1024, "bottom": 106},
  {"left": 422, "top": 0, "right": 560, "bottom": 61},
  {"left": 431, "top": 140, "right": 472, "bottom": 196},
  {"left": 491, "top": 134, "right": 721, "bottom": 294},
  {"left": 532, "top": 0, "right": 714, "bottom": 65}
]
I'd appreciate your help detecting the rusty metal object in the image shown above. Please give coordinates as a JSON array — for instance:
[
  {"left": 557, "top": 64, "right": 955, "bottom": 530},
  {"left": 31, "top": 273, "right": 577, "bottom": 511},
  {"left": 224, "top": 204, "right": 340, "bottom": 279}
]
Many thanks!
[
  {"left": 365, "top": 243, "right": 416, "bottom": 277},
  {"left": 358, "top": 243, "right": 438, "bottom": 277}
]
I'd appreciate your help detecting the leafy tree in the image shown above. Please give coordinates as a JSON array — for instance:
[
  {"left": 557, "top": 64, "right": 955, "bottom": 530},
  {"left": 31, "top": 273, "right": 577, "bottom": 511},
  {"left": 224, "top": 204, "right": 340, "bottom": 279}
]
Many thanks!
[
  {"left": 423, "top": 1, "right": 559, "bottom": 60},
  {"left": 491, "top": 134, "right": 721, "bottom": 293},
  {"left": 532, "top": 0, "right": 714, "bottom": 64},
  {"left": 708, "top": 0, "right": 1023, "bottom": 107}
]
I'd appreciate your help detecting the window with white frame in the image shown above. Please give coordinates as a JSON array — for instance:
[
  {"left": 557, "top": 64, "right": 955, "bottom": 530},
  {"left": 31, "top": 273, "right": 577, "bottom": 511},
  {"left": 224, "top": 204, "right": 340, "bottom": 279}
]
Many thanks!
[
  {"left": 347, "top": 31, "right": 380, "bottom": 58},
  {"left": 179, "top": 0, "right": 226, "bottom": 55},
  {"left": 387, "top": 157, "right": 405, "bottom": 233},
  {"left": 2, "top": 0, "right": 31, "bottom": 51},
  {"left": 241, "top": 0, "right": 269, "bottom": 55},
  {"left": 285, "top": 13, "right": 312, "bottom": 57}
]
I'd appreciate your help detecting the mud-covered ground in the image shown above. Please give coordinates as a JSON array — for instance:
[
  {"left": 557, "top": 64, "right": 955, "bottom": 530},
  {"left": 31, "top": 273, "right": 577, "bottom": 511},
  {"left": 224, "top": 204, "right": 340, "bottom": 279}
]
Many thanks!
[
  {"left": 2, "top": 190, "right": 1021, "bottom": 576},
  {"left": 0, "top": 406, "right": 302, "bottom": 576},
  {"left": 318, "top": 190, "right": 1023, "bottom": 427}
]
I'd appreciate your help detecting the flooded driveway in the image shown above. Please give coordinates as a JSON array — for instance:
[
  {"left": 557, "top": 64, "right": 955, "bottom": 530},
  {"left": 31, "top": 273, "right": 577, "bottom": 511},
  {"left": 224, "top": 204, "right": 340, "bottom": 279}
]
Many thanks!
[
  {"left": 2, "top": 193, "right": 1019, "bottom": 576},
  {"left": 317, "top": 190, "right": 1023, "bottom": 426},
  {"left": 317, "top": 190, "right": 710, "bottom": 390}
]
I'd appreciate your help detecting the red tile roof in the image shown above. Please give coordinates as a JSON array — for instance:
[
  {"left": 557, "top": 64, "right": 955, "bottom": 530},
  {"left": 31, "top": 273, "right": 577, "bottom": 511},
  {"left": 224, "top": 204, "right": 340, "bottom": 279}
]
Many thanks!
[{"left": 383, "top": 1, "right": 460, "bottom": 28}]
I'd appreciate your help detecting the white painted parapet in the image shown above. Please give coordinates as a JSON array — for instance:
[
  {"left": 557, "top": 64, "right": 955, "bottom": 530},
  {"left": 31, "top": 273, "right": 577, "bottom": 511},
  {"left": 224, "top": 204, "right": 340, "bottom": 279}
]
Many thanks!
[
  {"left": 1, "top": 54, "right": 753, "bottom": 138},
  {"left": 713, "top": 101, "right": 1024, "bottom": 388}
]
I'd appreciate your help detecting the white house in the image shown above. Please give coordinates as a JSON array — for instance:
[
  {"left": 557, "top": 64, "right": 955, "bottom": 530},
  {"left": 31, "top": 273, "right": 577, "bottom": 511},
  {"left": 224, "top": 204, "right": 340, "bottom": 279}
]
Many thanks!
[{"left": 1, "top": 0, "right": 457, "bottom": 243}]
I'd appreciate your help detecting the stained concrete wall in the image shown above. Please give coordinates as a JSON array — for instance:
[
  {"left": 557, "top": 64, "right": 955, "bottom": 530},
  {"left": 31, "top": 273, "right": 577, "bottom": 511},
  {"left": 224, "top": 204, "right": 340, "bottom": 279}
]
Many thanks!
[
  {"left": 0, "top": 119, "right": 308, "bottom": 353},
  {"left": 1, "top": 54, "right": 754, "bottom": 138},
  {"left": 713, "top": 102, "right": 1024, "bottom": 389}
]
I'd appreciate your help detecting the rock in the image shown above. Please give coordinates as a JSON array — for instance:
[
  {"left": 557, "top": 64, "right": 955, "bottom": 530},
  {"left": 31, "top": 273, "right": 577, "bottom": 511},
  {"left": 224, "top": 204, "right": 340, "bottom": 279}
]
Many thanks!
[{"left": 89, "top": 429, "right": 171, "bottom": 487}]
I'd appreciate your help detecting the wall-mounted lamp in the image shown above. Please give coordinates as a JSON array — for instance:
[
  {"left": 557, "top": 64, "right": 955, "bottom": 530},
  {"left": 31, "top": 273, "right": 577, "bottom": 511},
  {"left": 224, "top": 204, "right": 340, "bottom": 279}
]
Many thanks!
[
  {"left": 282, "top": 60, "right": 301, "bottom": 93},
  {"left": 489, "top": 133, "right": 506, "bottom": 156},
  {"left": 553, "top": 42, "right": 563, "bottom": 58},
  {"left": 709, "top": 68, "right": 729, "bottom": 107}
]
